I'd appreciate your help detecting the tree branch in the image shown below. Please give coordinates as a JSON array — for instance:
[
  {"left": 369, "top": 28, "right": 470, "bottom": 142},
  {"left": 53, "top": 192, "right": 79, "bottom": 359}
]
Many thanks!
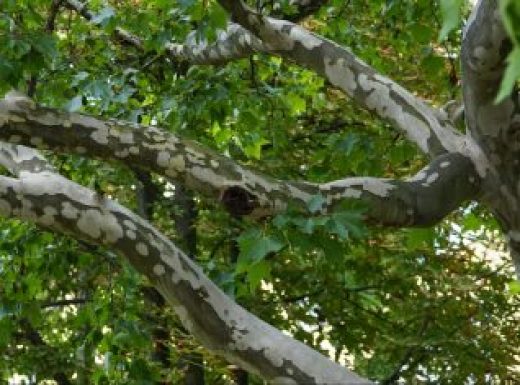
[
  {"left": 63, "top": 1, "right": 269, "bottom": 66},
  {"left": 461, "top": 1, "right": 520, "bottom": 278},
  {"left": 0, "top": 95, "right": 480, "bottom": 226},
  {"left": 165, "top": 24, "right": 268, "bottom": 65},
  {"left": 216, "top": 0, "right": 463, "bottom": 158},
  {"left": 0, "top": 149, "right": 372, "bottom": 384},
  {"left": 64, "top": 1, "right": 469, "bottom": 163},
  {"left": 461, "top": 0, "right": 514, "bottom": 158}
]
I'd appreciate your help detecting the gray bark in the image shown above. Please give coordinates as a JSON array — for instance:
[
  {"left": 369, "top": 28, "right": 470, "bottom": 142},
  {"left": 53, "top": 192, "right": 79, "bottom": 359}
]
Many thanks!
[{"left": 0, "top": 0, "right": 518, "bottom": 383}]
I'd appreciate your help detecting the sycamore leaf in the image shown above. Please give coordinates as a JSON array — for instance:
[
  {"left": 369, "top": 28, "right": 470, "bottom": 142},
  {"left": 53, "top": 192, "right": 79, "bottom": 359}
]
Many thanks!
[
  {"left": 438, "top": 0, "right": 463, "bottom": 41},
  {"left": 496, "top": 47, "right": 520, "bottom": 103},
  {"left": 508, "top": 280, "right": 520, "bottom": 295},
  {"left": 236, "top": 229, "right": 283, "bottom": 273}
]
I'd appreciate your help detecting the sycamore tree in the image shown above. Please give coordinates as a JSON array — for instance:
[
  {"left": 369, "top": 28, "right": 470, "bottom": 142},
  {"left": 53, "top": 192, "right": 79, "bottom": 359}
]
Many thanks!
[{"left": 0, "top": 0, "right": 519, "bottom": 384}]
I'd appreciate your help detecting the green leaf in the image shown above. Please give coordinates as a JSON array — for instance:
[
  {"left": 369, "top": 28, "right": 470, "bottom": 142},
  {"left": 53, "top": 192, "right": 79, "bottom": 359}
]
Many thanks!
[
  {"left": 32, "top": 34, "right": 57, "bottom": 59},
  {"left": 307, "top": 194, "right": 326, "bottom": 214},
  {"left": 438, "top": 0, "right": 463, "bottom": 41},
  {"left": 508, "top": 280, "right": 520, "bottom": 295},
  {"left": 500, "top": 0, "right": 520, "bottom": 45},
  {"left": 247, "top": 260, "right": 271, "bottom": 292},
  {"left": 236, "top": 229, "right": 283, "bottom": 273},
  {"left": 406, "top": 228, "right": 435, "bottom": 249},
  {"left": 496, "top": 47, "right": 520, "bottom": 103},
  {"left": 286, "top": 93, "right": 306, "bottom": 115},
  {"left": 91, "top": 7, "right": 115, "bottom": 25}
]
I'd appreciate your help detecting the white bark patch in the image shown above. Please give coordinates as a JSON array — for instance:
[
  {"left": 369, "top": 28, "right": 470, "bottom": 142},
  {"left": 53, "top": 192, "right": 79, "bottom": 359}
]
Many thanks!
[
  {"left": 119, "top": 131, "right": 134, "bottom": 144},
  {"left": 170, "top": 155, "right": 186, "bottom": 172},
  {"left": 76, "top": 208, "right": 124, "bottom": 243},
  {"left": 339, "top": 188, "right": 362, "bottom": 199},
  {"left": 186, "top": 153, "right": 206, "bottom": 166},
  {"left": 426, "top": 172, "right": 439, "bottom": 185},
  {"left": 268, "top": 19, "right": 322, "bottom": 50},
  {"left": 157, "top": 151, "right": 171, "bottom": 168},
  {"left": 324, "top": 177, "right": 394, "bottom": 198},
  {"left": 114, "top": 149, "right": 129, "bottom": 158},
  {"left": 136, "top": 242, "right": 149, "bottom": 256},
  {"left": 453, "top": 135, "right": 490, "bottom": 178},
  {"left": 129, "top": 146, "right": 139, "bottom": 155},
  {"left": 77, "top": 209, "right": 102, "bottom": 239},
  {"left": 19, "top": 172, "right": 95, "bottom": 207},
  {"left": 90, "top": 127, "right": 110, "bottom": 145},
  {"left": 440, "top": 161, "right": 450, "bottom": 168},
  {"left": 358, "top": 75, "right": 432, "bottom": 154},
  {"left": 191, "top": 166, "right": 225, "bottom": 187},
  {"left": 40, "top": 206, "right": 58, "bottom": 226},
  {"left": 123, "top": 219, "right": 137, "bottom": 231},
  {"left": 287, "top": 185, "right": 313, "bottom": 204},
  {"left": 126, "top": 229, "right": 136, "bottom": 240},
  {"left": 288, "top": 26, "right": 322, "bottom": 50},
  {"left": 153, "top": 264, "right": 166, "bottom": 276},
  {"left": 407, "top": 170, "right": 427, "bottom": 182},
  {"left": 324, "top": 58, "right": 357, "bottom": 94}
]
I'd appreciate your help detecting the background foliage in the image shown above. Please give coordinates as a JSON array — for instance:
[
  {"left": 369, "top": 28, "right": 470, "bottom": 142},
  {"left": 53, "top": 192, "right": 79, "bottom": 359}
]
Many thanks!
[{"left": 0, "top": 0, "right": 518, "bottom": 384}]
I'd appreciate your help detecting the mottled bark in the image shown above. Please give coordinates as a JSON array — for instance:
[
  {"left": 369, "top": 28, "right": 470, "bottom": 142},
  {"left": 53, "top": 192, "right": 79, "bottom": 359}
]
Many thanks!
[
  {"left": 216, "top": 0, "right": 464, "bottom": 158},
  {"left": 0, "top": 143, "right": 371, "bottom": 384},
  {"left": 0, "top": 94, "right": 480, "bottom": 227},
  {"left": 461, "top": 0, "right": 520, "bottom": 275},
  {"left": 0, "top": 0, "right": 519, "bottom": 382}
]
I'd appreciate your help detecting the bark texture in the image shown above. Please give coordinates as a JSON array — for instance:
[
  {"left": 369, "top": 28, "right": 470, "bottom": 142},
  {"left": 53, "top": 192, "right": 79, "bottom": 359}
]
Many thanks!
[{"left": 0, "top": 0, "right": 517, "bottom": 383}]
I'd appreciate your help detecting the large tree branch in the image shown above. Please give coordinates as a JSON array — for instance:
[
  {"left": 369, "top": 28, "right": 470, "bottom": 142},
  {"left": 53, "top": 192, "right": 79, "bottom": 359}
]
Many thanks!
[
  {"left": 0, "top": 94, "right": 480, "bottom": 226},
  {"left": 0, "top": 147, "right": 371, "bottom": 384},
  {"left": 461, "top": 0, "right": 515, "bottom": 160},
  {"left": 216, "top": 0, "right": 462, "bottom": 158},
  {"left": 164, "top": 24, "right": 268, "bottom": 65},
  {"left": 66, "top": 0, "right": 461, "bottom": 158},
  {"left": 461, "top": 1, "right": 520, "bottom": 277}
]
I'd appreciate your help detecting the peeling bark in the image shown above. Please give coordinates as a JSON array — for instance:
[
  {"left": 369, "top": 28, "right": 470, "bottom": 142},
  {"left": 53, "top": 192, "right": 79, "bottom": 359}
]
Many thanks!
[
  {"left": 1, "top": 0, "right": 519, "bottom": 382},
  {"left": 0, "top": 144, "right": 371, "bottom": 384},
  {"left": 216, "top": 0, "right": 464, "bottom": 158},
  {"left": 0, "top": 95, "right": 480, "bottom": 227},
  {"left": 462, "top": 1, "right": 520, "bottom": 275}
]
